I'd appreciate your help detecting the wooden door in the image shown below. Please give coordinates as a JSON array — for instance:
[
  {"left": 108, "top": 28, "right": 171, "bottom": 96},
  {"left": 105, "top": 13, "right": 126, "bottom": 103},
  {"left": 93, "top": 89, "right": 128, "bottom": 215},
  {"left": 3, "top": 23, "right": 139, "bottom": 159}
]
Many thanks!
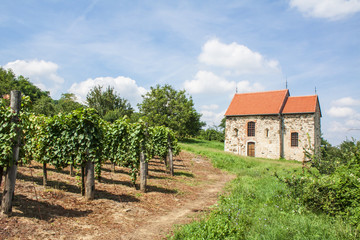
[{"left": 247, "top": 142, "right": 255, "bottom": 157}]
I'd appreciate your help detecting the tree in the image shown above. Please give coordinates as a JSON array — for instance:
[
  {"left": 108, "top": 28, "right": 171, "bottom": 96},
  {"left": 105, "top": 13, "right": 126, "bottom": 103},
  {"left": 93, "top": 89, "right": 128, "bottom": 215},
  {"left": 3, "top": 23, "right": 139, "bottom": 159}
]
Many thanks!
[
  {"left": 86, "top": 85, "right": 133, "bottom": 122},
  {"left": 33, "top": 95, "right": 56, "bottom": 116},
  {"left": 138, "top": 84, "right": 205, "bottom": 139},
  {"left": 55, "top": 93, "right": 84, "bottom": 113},
  {"left": 1, "top": 67, "right": 55, "bottom": 116},
  {"left": 0, "top": 68, "right": 16, "bottom": 97},
  {"left": 15, "top": 76, "right": 49, "bottom": 102},
  {"left": 1, "top": 67, "right": 51, "bottom": 108}
]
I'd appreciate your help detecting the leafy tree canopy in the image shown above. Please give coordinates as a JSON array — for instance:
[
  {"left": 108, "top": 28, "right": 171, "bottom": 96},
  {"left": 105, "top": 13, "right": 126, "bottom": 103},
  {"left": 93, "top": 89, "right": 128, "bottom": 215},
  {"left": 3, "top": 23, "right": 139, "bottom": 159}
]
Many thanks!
[
  {"left": 54, "top": 93, "right": 84, "bottom": 114},
  {"left": 0, "top": 67, "right": 49, "bottom": 102},
  {"left": 138, "top": 84, "right": 205, "bottom": 139},
  {"left": 33, "top": 95, "right": 56, "bottom": 116},
  {"left": 86, "top": 85, "right": 133, "bottom": 122}
]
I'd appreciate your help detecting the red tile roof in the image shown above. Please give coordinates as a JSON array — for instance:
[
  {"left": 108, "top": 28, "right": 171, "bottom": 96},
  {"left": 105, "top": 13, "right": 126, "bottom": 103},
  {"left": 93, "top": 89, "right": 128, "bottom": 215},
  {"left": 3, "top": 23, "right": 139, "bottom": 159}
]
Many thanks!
[
  {"left": 225, "top": 90, "right": 321, "bottom": 116},
  {"left": 282, "top": 95, "right": 319, "bottom": 114},
  {"left": 225, "top": 90, "right": 289, "bottom": 116}
]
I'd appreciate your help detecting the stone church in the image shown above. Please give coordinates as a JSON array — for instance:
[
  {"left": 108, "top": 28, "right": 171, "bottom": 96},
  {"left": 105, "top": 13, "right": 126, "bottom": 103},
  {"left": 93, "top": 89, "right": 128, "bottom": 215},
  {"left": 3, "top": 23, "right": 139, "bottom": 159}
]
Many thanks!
[{"left": 224, "top": 89, "right": 321, "bottom": 161}]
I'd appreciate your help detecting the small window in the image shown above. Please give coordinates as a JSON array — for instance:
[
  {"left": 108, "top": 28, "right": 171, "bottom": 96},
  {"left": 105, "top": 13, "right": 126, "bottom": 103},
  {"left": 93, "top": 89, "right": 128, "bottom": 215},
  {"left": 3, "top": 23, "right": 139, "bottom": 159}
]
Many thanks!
[
  {"left": 291, "top": 132, "right": 298, "bottom": 147},
  {"left": 234, "top": 128, "right": 239, "bottom": 137},
  {"left": 265, "top": 128, "right": 269, "bottom": 137},
  {"left": 247, "top": 122, "right": 255, "bottom": 137}
]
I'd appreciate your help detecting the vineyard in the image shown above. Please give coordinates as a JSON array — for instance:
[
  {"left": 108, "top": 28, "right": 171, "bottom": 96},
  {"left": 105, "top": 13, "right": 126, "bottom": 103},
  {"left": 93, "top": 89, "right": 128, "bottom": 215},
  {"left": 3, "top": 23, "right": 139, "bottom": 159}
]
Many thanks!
[
  {"left": 0, "top": 91, "right": 180, "bottom": 215},
  {"left": 0, "top": 93, "right": 231, "bottom": 240}
]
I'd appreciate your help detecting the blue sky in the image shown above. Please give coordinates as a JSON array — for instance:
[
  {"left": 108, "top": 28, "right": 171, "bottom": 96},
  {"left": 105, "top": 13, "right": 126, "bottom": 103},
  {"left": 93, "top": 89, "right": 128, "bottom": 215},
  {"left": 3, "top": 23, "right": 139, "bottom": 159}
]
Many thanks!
[{"left": 1, "top": 0, "right": 360, "bottom": 145}]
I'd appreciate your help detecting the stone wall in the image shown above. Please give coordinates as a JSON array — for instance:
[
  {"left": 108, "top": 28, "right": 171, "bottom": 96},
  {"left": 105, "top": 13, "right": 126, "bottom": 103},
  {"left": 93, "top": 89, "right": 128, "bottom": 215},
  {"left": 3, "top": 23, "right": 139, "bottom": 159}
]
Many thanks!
[
  {"left": 225, "top": 115, "right": 281, "bottom": 159},
  {"left": 283, "top": 113, "right": 316, "bottom": 161},
  {"left": 314, "top": 103, "right": 322, "bottom": 156},
  {"left": 225, "top": 111, "right": 321, "bottom": 161}
]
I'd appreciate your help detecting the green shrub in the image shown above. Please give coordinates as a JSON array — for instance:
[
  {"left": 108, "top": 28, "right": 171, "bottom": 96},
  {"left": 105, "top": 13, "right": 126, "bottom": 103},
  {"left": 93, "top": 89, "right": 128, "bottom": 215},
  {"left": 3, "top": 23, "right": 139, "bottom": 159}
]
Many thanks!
[
  {"left": 279, "top": 139, "right": 360, "bottom": 231},
  {"left": 172, "top": 139, "right": 356, "bottom": 239}
]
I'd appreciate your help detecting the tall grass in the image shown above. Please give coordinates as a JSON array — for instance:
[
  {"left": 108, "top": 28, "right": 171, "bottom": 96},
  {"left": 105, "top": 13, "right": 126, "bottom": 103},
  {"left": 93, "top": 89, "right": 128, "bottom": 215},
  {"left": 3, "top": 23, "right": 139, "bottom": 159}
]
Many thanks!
[{"left": 170, "top": 139, "right": 356, "bottom": 239}]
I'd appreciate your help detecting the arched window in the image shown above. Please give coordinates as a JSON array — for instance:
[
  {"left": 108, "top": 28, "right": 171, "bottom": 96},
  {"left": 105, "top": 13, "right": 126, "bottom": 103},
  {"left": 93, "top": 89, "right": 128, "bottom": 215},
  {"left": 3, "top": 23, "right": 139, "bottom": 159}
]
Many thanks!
[
  {"left": 247, "top": 122, "right": 255, "bottom": 137},
  {"left": 234, "top": 128, "right": 239, "bottom": 137},
  {"left": 291, "top": 132, "right": 298, "bottom": 147}
]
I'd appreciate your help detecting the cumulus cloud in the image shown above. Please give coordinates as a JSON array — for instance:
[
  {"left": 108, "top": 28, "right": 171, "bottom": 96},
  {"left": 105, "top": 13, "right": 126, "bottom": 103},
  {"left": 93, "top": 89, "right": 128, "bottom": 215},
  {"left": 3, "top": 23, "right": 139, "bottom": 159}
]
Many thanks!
[
  {"left": 290, "top": 0, "right": 360, "bottom": 20},
  {"left": 346, "top": 118, "right": 360, "bottom": 128},
  {"left": 68, "top": 76, "right": 147, "bottom": 108},
  {"left": 200, "top": 109, "right": 226, "bottom": 127},
  {"left": 327, "top": 96, "right": 360, "bottom": 136},
  {"left": 333, "top": 97, "right": 360, "bottom": 106},
  {"left": 184, "top": 71, "right": 234, "bottom": 94},
  {"left": 198, "top": 38, "right": 280, "bottom": 75},
  {"left": 184, "top": 70, "right": 264, "bottom": 94},
  {"left": 327, "top": 106, "right": 356, "bottom": 117},
  {"left": 201, "top": 104, "right": 219, "bottom": 111},
  {"left": 3, "top": 59, "right": 64, "bottom": 97},
  {"left": 236, "top": 80, "right": 264, "bottom": 93},
  {"left": 328, "top": 121, "right": 350, "bottom": 132}
]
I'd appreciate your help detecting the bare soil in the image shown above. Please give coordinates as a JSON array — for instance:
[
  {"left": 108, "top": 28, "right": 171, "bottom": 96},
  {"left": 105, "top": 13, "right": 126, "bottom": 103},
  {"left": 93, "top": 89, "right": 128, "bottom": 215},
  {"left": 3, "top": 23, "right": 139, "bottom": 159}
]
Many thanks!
[{"left": 0, "top": 151, "right": 234, "bottom": 240}]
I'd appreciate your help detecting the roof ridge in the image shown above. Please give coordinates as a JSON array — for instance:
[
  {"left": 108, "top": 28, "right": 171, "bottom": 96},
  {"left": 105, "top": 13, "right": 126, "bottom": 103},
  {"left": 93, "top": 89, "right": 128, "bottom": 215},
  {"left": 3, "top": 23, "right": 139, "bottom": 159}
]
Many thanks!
[
  {"left": 288, "top": 95, "right": 318, "bottom": 98},
  {"left": 234, "top": 89, "right": 288, "bottom": 96}
]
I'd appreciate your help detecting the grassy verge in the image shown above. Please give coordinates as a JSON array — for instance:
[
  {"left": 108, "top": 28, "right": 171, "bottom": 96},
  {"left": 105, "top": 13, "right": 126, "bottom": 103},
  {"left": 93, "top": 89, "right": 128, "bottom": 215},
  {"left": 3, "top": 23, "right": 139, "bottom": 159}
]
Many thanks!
[{"left": 170, "top": 139, "right": 356, "bottom": 239}]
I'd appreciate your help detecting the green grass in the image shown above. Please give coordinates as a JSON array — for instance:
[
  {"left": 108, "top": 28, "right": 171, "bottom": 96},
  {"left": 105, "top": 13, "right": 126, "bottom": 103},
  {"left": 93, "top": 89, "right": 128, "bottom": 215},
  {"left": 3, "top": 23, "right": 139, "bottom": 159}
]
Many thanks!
[{"left": 170, "top": 139, "right": 357, "bottom": 239}]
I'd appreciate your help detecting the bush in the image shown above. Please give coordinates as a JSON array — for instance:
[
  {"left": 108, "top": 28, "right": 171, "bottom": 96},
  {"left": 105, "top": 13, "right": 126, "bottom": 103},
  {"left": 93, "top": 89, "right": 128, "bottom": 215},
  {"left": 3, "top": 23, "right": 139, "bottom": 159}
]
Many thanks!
[{"left": 278, "top": 139, "right": 360, "bottom": 231}]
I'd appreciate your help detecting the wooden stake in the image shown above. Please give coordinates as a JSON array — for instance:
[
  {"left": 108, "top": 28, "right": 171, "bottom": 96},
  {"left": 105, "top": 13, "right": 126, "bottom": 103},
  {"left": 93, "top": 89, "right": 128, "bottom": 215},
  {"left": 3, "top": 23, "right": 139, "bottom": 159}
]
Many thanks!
[
  {"left": 70, "top": 164, "right": 74, "bottom": 177},
  {"left": 168, "top": 134, "right": 174, "bottom": 176},
  {"left": 43, "top": 163, "right": 47, "bottom": 186},
  {"left": 85, "top": 160, "right": 95, "bottom": 200},
  {"left": 1, "top": 90, "right": 21, "bottom": 216},
  {"left": 81, "top": 166, "right": 85, "bottom": 196},
  {"left": 140, "top": 150, "right": 147, "bottom": 193},
  {"left": 0, "top": 166, "right": 3, "bottom": 187}
]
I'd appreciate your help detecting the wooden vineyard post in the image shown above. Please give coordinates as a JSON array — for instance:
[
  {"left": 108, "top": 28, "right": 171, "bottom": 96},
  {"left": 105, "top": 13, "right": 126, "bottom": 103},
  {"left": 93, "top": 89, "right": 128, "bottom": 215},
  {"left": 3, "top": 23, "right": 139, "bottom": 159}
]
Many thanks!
[
  {"left": 0, "top": 167, "right": 3, "bottom": 188},
  {"left": 163, "top": 155, "right": 168, "bottom": 171},
  {"left": 43, "top": 163, "right": 47, "bottom": 186},
  {"left": 144, "top": 123, "right": 149, "bottom": 178},
  {"left": 81, "top": 166, "right": 85, "bottom": 196},
  {"left": 168, "top": 134, "right": 174, "bottom": 176},
  {"left": 85, "top": 160, "right": 95, "bottom": 200},
  {"left": 70, "top": 164, "right": 74, "bottom": 177},
  {"left": 1, "top": 90, "right": 21, "bottom": 216},
  {"left": 140, "top": 147, "right": 147, "bottom": 193}
]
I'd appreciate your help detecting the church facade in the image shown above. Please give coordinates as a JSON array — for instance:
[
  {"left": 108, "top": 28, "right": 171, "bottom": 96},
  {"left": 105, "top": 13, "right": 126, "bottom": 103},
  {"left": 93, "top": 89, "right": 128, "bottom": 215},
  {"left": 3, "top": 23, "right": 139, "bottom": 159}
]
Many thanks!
[{"left": 224, "top": 89, "right": 321, "bottom": 161}]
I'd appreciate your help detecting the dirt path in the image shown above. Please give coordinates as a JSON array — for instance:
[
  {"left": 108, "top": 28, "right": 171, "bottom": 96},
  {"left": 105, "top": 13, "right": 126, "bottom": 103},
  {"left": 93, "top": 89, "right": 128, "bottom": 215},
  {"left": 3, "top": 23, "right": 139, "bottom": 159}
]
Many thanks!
[
  {"left": 0, "top": 151, "right": 234, "bottom": 240},
  {"left": 123, "top": 172, "right": 233, "bottom": 240}
]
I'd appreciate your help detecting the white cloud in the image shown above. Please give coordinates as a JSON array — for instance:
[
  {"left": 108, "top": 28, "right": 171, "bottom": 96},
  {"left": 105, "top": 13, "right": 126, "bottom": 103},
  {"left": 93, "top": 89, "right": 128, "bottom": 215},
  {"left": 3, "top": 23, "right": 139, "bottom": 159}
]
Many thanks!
[
  {"left": 184, "top": 71, "right": 264, "bottom": 95},
  {"left": 236, "top": 80, "right": 264, "bottom": 93},
  {"left": 328, "top": 121, "right": 350, "bottom": 132},
  {"left": 184, "top": 71, "right": 235, "bottom": 94},
  {"left": 333, "top": 97, "right": 360, "bottom": 106},
  {"left": 200, "top": 109, "right": 226, "bottom": 127},
  {"left": 198, "top": 38, "right": 280, "bottom": 75},
  {"left": 327, "top": 106, "right": 356, "bottom": 117},
  {"left": 346, "top": 118, "right": 360, "bottom": 128},
  {"left": 201, "top": 104, "right": 219, "bottom": 111},
  {"left": 68, "top": 76, "right": 147, "bottom": 108},
  {"left": 290, "top": 0, "right": 360, "bottom": 20},
  {"left": 3, "top": 59, "right": 64, "bottom": 97}
]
